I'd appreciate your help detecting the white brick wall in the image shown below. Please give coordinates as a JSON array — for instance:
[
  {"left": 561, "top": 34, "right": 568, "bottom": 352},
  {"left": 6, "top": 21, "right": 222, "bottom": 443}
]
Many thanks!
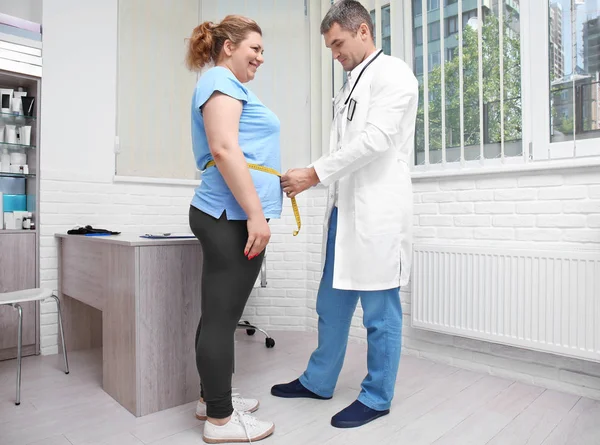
[
  {"left": 38, "top": 172, "right": 195, "bottom": 355},
  {"left": 407, "top": 167, "right": 600, "bottom": 400},
  {"left": 39, "top": 167, "right": 600, "bottom": 401},
  {"left": 414, "top": 170, "right": 600, "bottom": 247},
  {"left": 38, "top": 171, "right": 315, "bottom": 354}
]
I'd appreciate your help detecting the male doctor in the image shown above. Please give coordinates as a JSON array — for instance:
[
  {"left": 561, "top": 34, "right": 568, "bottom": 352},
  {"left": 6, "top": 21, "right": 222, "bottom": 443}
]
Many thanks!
[{"left": 272, "top": 0, "right": 419, "bottom": 429}]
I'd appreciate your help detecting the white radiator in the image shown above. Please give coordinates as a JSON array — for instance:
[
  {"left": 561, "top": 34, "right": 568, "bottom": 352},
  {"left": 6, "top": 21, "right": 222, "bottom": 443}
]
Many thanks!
[{"left": 411, "top": 244, "right": 600, "bottom": 362}]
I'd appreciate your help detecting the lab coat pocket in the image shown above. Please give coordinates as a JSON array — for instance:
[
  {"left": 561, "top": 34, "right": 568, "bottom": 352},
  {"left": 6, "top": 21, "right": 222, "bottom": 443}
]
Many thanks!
[
  {"left": 344, "top": 99, "right": 366, "bottom": 131},
  {"left": 355, "top": 185, "right": 403, "bottom": 236},
  {"left": 347, "top": 98, "right": 358, "bottom": 122}
]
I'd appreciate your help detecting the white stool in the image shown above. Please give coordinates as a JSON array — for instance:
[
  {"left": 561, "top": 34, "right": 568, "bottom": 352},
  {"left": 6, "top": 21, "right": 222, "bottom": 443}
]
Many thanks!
[{"left": 0, "top": 288, "right": 69, "bottom": 405}]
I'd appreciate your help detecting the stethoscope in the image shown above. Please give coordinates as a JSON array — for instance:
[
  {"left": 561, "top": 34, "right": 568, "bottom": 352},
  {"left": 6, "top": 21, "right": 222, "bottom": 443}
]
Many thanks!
[
  {"left": 333, "top": 49, "right": 384, "bottom": 118},
  {"left": 341, "top": 49, "right": 384, "bottom": 106}
]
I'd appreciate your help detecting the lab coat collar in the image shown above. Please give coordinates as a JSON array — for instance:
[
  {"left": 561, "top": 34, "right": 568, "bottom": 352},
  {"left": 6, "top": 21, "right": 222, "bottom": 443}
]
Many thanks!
[{"left": 347, "top": 48, "right": 382, "bottom": 86}]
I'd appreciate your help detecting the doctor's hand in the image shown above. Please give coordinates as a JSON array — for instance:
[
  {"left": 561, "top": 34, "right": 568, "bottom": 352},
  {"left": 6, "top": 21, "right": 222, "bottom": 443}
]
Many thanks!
[{"left": 281, "top": 168, "right": 320, "bottom": 199}]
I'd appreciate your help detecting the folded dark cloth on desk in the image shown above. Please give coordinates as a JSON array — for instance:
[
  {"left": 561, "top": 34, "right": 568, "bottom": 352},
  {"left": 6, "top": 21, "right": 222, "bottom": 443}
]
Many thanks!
[{"left": 67, "top": 225, "right": 121, "bottom": 235}]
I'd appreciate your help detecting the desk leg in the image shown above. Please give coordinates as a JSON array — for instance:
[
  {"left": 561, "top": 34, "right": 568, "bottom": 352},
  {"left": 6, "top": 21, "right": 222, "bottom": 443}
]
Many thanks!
[{"left": 103, "top": 244, "right": 138, "bottom": 416}]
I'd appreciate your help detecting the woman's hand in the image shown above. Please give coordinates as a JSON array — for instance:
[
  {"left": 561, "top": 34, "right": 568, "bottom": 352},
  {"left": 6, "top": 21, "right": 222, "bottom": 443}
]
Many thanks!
[{"left": 245, "top": 216, "right": 271, "bottom": 260}]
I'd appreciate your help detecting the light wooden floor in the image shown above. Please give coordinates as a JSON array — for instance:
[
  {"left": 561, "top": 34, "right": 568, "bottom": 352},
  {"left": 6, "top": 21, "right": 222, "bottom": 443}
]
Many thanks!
[{"left": 1, "top": 331, "right": 599, "bottom": 445}]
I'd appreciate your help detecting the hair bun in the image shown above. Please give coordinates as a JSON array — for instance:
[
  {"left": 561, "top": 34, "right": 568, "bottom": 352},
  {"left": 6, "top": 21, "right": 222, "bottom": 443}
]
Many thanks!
[
  {"left": 185, "top": 21, "right": 215, "bottom": 71},
  {"left": 185, "top": 16, "right": 262, "bottom": 72}
]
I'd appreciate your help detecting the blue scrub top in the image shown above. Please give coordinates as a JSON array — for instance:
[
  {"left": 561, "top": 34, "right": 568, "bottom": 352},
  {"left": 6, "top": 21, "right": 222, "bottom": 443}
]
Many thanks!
[{"left": 190, "top": 66, "right": 283, "bottom": 220}]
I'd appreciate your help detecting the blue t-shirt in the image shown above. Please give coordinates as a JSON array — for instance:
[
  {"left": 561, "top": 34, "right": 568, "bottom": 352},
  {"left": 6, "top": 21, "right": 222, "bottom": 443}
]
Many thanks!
[{"left": 190, "top": 66, "right": 283, "bottom": 220}]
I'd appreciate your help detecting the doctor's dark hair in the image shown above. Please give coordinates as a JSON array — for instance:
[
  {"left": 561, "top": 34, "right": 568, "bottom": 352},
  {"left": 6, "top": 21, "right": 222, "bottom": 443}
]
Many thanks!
[
  {"left": 185, "top": 15, "right": 262, "bottom": 71},
  {"left": 320, "top": 0, "right": 374, "bottom": 38}
]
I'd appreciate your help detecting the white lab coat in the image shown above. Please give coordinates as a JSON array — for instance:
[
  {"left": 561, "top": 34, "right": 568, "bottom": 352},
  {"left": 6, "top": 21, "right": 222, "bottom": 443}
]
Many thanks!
[{"left": 312, "top": 52, "right": 419, "bottom": 291}]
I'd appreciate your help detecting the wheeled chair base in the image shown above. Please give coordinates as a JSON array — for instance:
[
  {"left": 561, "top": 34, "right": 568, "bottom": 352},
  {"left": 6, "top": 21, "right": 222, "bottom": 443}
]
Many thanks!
[{"left": 237, "top": 321, "right": 275, "bottom": 348}]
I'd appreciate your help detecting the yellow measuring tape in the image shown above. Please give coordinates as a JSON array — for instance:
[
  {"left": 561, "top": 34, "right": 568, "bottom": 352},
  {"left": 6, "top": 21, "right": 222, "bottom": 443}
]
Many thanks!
[{"left": 205, "top": 160, "right": 301, "bottom": 236}]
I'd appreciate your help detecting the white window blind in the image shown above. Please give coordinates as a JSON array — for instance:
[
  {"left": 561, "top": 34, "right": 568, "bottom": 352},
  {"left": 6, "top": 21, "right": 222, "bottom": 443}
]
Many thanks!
[
  {"left": 200, "top": 0, "right": 312, "bottom": 172},
  {"left": 116, "top": 0, "right": 199, "bottom": 180}
]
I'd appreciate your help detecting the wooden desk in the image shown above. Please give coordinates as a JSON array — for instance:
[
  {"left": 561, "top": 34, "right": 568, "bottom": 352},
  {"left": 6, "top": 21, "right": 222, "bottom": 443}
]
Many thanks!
[{"left": 55, "top": 233, "right": 202, "bottom": 417}]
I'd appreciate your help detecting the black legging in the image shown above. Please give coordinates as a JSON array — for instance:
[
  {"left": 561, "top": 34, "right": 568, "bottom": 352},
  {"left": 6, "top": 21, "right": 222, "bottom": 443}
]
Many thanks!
[{"left": 189, "top": 205, "right": 265, "bottom": 419}]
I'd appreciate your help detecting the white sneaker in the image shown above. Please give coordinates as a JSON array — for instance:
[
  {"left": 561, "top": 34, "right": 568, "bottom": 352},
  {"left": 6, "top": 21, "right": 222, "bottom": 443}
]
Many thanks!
[
  {"left": 196, "top": 391, "right": 260, "bottom": 421},
  {"left": 203, "top": 410, "right": 274, "bottom": 444}
]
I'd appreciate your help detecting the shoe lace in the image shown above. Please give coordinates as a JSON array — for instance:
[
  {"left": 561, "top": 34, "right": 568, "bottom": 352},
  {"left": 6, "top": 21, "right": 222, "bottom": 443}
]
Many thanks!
[
  {"left": 231, "top": 388, "right": 247, "bottom": 407},
  {"left": 234, "top": 409, "right": 258, "bottom": 443}
]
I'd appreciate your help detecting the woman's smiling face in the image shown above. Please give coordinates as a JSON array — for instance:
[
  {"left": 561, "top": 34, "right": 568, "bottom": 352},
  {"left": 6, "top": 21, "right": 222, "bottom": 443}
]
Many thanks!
[{"left": 225, "top": 31, "right": 264, "bottom": 83}]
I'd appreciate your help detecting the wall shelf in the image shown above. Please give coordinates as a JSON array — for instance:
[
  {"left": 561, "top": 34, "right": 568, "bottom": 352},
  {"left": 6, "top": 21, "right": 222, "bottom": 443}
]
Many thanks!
[
  {"left": 1, "top": 142, "right": 36, "bottom": 150},
  {"left": 0, "top": 111, "right": 35, "bottom": 124},
  {"left": 0, "top": 172, "right": 35, "bottom": 179},
  {"left": 0, "top": 65, "right": 41, "bottom": 360}
]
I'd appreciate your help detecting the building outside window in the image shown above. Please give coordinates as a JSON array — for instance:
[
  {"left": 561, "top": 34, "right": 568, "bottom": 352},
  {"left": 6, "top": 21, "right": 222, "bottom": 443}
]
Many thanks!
[
  {"left": 412, "top": 0, "right": 523, "bottom": 164},
  {"left": 550, "top": 0, "right": 600, "bottom": 144},
  {"left": 382, "top": 4, "right": 391, "bottom": 55},
  {"left": 370, "top": 9, "right": 376, "bottom": 45}
]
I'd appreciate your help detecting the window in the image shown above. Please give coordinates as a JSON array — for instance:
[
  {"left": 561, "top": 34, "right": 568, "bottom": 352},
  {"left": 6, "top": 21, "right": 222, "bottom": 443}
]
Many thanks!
[
  {"left": 463, "top": 10, "right": 478, "bottom": 29},
  {"left": 415, "top": 56, "right": 424, "bottom": 75},
  {"left": 445, "top": 15, "right": 458, "bottom": 37},
  {"left": 524, "top": 0, "right": 600, "bottom": 160},
  {"left": 325, "top": 0, "right": 600, "bottom": 171},
  {"left": 415, "top": 26, "right": 423, "bottom": 45},
  {"left": 382, "top": 4, "right": 391, "bottom": 55},
  {"left": 372, "top": 6, "right": 392, "bottom": 57},
  {"left": 412, "top": 0, "right": 523, "bottom": 165},
  {"left": 549, "top": 1, "right": 600, "bottom": 144},
  {"left": 429, "top": 21, "right": 440, "bottom": 41},
  {"left": 370, "top": 9, "right": 376, "bottom": 45},
  {"left": 428, "top": 51, "right": 440, "bottom": 71},
  {"left": 413, "top": 0, "right": 422, "bottom": 17}
]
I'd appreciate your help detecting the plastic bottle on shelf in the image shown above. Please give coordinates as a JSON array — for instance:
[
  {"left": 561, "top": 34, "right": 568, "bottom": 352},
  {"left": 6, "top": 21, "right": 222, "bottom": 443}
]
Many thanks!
[
  {"left": 22, "top": 212, "right": 32, "bottom": 229},
  {"left": 1, "top": 148, "right": 9, "bottom": 172}
]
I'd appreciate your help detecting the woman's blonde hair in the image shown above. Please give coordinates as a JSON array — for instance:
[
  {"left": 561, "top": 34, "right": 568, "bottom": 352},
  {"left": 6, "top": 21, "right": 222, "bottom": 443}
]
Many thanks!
[{"left": 185, "top": 15, "right": 262, "bottom": 71}]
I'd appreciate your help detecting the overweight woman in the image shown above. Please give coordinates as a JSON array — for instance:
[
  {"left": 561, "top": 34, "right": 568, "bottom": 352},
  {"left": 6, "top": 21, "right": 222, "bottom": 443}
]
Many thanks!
[{"left": 185, "top": 14, "right": 282, "bottom": 444}]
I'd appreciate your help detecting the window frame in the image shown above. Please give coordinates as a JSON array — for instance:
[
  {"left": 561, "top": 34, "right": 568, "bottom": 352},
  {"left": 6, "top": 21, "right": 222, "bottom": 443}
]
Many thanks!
[
  {"left": 445, "top": 15, "right": 458, "bottom": 37},
  {"left": 315, "top": 0, "right": 600, "bottom": 175},
  {"left": 415, "top": 25, "right": 424, "bottom": 45},
  {"left": 529, "top": 0, "right": 600, "bottom": 161},
  {"left": 405, "top": 0, "right": 600, "bottom": 174},
  {"left": 428, "top": 0, "right": 440, "bottom": 11},
  {"left": 428, "top": 20, "right": 441, "bottom": 41}
]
